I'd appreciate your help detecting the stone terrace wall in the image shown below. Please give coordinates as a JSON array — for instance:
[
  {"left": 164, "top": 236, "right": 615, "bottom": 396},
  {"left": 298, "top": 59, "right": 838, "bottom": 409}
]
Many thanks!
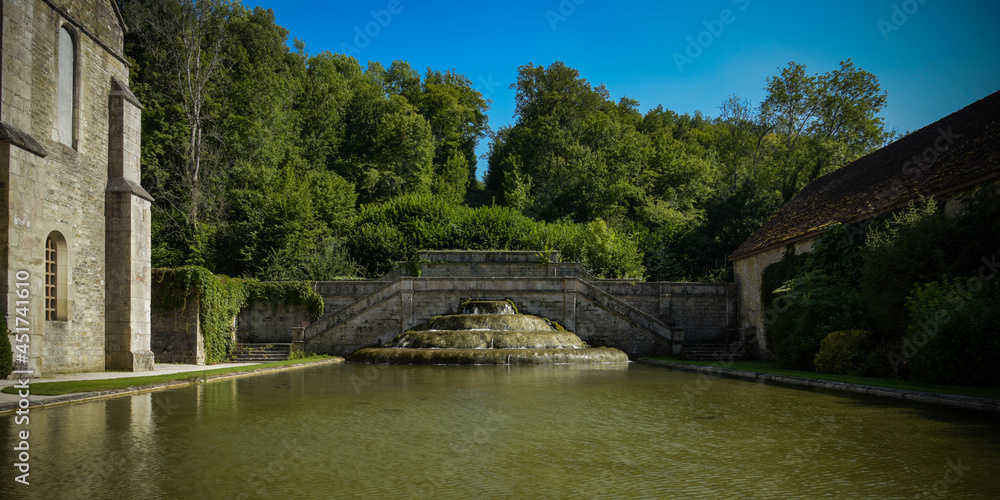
[
  {"left": 304, "top": 278, "right": 703, "bottom": 357},
  {"left": 313, "top": 281, "right": 389, "bottom": 317},
  {"left": 150, "top": 295, "right": 204, "bottom": 364},
  {"left": 252, "top": 252, "right": 737, "bottom": 358},
  {"left": 589, "top": 282, "right": 737, "bottom": 343},
  {"left": 236, "top": 303, "right": 309, "bottom": 343}
]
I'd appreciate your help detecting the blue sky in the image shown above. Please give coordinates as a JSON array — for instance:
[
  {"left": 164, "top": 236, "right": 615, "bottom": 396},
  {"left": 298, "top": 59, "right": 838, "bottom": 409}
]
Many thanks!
[{"left": 248, "top": 0, "right": 1000, "bottom": 178}]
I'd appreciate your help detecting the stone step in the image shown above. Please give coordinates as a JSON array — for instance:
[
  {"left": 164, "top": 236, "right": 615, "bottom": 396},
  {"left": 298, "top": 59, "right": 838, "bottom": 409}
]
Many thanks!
[
  {"left": 680, "top": 343, "right": 746, "bottom": 361},
  {"left": 228, "top": 343, "right": 292, "bottom": 362}
]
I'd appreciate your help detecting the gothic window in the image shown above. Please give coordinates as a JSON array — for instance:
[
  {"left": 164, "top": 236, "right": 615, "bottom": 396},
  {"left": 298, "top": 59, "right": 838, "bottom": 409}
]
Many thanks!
[{"left": 57, "top": 25, "right": 76, "bottom": 147}]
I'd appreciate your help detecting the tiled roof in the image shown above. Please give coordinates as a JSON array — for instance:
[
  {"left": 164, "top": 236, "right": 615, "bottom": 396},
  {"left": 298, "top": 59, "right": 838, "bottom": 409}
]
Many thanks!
[{"left": 730, "top": 90, "right": 1000, "bottom": 260}]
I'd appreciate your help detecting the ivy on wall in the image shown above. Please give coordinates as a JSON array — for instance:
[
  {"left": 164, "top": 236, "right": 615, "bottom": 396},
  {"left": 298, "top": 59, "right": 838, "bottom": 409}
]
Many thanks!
[
  {"left": 153, "top": 266, "right": 249, "bottom": 364},
  {"left": 244, "top": 280, "right": 324, "bottom": 321},
  {"left": 153, "top": 267, "right": 326, "bottom": 363}
]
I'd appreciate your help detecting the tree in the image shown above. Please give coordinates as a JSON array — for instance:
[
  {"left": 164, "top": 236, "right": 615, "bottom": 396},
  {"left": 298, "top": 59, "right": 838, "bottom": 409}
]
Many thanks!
[
  {"left": 715, "top": 95, "right": 770, "bottom": 188},
  {"left": 124, "top": 0, "right": 236, "bottom": 265},
  {"left": 760, "top": 59, "right": 891, "bottom": 200},
  {"left": 419, "top": 69, "right": 490, "bottom": 197},
  {"left": 487, "top": 62, "right": 654, "bottom": 223},
  {"left": 330, "top": 63, "right": 435, "bottom": 204}
]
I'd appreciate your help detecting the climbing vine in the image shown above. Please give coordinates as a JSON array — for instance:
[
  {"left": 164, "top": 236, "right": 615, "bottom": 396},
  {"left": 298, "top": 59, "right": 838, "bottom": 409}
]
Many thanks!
[
  {"left": 244, "top": 280, "right": 324, "bottom": 321},
  {"left": 153, "top": 266, "right": 248, "bottom": 364},
  {"left": 153, "top": 268, "right": 326, "bottom": 363}
]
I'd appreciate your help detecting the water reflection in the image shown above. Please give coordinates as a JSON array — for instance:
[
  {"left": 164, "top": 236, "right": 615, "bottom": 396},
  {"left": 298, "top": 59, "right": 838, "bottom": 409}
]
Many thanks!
[{"left": 2, "top": 363, "right": 998, "bottom": 499}]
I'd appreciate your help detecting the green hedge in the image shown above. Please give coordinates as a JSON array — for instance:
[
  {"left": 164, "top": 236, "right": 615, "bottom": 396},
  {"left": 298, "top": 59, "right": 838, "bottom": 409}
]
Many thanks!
[
  {"left": 813, "top": 330, "right": 874, "bottom": 375},
  {"left": 347, "top": 193, "right": 646, "bottom": 279}
]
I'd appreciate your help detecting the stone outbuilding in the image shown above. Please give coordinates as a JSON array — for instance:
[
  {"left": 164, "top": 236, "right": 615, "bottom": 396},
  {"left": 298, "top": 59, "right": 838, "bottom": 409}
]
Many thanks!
[
  {"left": 1, "top": 0, "right": 153, "bottom": 375},
  {"left": 731, "top": 90, "right": 1000, "bottom": 356}
]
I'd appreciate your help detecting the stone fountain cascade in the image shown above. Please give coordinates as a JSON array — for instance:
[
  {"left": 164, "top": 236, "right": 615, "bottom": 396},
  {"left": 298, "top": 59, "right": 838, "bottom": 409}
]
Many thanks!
[{"left": 348, "top": 300, "right": 629, "bottom": 364}]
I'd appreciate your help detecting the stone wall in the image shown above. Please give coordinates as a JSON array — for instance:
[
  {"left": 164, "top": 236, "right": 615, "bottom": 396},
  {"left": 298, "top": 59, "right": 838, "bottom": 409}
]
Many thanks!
[
  {"left": 302, "top": 276, "right": 733, "bottom": 358},
  {"left": 236, "top": 303, "right": 310, "bottom": 343},
  {"left": 589, "top": 282, "right": 737, "bottom": 343},
  {"left": 732, "top": 240, "right": 815, "bottom": 357},
  {"left": 236, "top": 251, "right": 736, "bottom": 357},
  {"left": 313, "top": 281, "right": 389, "bottom": 318},
  {"left": 1, "top": 0, "right": 148, "bottom": 375},
  {"left": 377, "top": 251, "right": 597, "bottom": 281},
  {"left": 150, "top": 294, "right": 204, "bottom": 364}
]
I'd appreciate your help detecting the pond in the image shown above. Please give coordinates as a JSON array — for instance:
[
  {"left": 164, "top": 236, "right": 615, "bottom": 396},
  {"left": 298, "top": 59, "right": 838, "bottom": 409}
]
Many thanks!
[{"left": 3, "top": 363, "right": 999, "bottom": 499}]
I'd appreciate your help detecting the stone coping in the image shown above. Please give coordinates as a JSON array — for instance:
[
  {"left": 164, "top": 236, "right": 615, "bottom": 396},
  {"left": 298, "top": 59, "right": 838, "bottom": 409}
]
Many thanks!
[
  {"left": 636, "top": 358, "right": 1000, "bottom": 413},
  {"left": 0, "top": 358, "right": 343, "bottom": 415}
]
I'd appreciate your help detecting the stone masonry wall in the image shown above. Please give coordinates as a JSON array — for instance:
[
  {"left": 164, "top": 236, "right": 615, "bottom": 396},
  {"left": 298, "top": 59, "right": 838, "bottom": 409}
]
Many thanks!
[
  {"left": 236, "top": 303, "right": 310, "bottom": 343},
  {"left": 1, "top": 0, "right": 143, "bottom": 375},
  {"left": 302, "top": 277, "right": 731, "bottom": 358},
  {"left": 313, "top": 281, "right": 388, "bottom": 317},
  {"left": 588, "top": 281, "right": 737, "bottom": 343},
  {"left": 150, "top": 294, "right": 203, "bottom": 364},
  {"left": 732, "top": 239, "right": 814, "bottom": 357}
]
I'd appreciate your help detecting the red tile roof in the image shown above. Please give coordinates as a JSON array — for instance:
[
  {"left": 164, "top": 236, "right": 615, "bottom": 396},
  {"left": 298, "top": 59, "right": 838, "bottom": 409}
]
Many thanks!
[{"left": 730, "top": 89, "right": 1000, "bottom": 260}]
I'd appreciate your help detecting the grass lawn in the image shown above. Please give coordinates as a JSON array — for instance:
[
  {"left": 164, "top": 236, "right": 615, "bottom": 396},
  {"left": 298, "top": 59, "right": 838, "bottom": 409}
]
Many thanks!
[
  {"left": 645, "top": 357, "right": 1000, "bottom": 400},
  {"left": 2, "top": 355, "right": 336, "bottom": 396}
]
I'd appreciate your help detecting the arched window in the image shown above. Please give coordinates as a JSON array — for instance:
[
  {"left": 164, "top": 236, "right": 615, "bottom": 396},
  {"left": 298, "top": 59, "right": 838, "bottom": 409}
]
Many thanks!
[
  {"left": 56, "top": 25, "right": 76, "bottom": 147},
  {"left": 45, "top": 232, "right": 69, "bottom": 321},
  {"left": 45, "top": 236, "right": 57, "bottom": 320}
]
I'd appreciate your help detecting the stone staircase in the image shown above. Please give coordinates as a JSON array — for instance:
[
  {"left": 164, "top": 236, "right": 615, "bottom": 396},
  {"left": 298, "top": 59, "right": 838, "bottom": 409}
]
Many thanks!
[
  {"left": 229, "top": 343, "right": 292, "bottom": 362},
  {"left": 680, "top": 343, "right": 747, "bottom": 362}
]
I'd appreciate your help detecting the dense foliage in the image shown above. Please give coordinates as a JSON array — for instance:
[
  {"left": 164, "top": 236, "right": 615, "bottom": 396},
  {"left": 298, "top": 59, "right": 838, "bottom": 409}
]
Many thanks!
[
  {"left": 122, "top": 0, "right": 891, "bottom": 282},
  {"left": 244, "top": 280, "right": 325, "bottom": 321},
  {"left": 905, "top": 279, "right": 1000, "bottom": 386},
  {"left": 347, "top": 194, "right": 645, "bottom": 279},
  {"left": 813, "top": 330, "right": 874, "bottom": 375},
  {"left": 764, "top": 189, "right": 1000, "bottom": 384},
  {"left": 764, "top": 224, "right": 869, "bottom": 370}
]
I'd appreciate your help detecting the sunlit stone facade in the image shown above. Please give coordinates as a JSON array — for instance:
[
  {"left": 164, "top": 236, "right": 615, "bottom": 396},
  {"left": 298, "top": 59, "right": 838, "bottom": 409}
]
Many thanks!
[{"left": 1, "top": 0, "right": 153, "bottom": 375}]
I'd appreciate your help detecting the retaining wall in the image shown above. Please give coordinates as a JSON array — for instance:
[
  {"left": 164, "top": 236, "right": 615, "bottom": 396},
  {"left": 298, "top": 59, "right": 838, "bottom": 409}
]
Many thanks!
[
  {"left": 230, "top": 252, "right": 736, "bottom": 358},
  {"left": 300, "top": 277, "right": 734, "bottom": 358},
  {"left": 150, "top": 295, "right": 204, "bottom": 364},
  {"left": 236, "top": 303, "right": 310, "bottom": 343}
]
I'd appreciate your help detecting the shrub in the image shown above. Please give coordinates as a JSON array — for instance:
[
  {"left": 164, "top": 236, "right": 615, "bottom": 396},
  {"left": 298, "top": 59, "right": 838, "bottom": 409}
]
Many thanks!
[
  {"left": 861, "top": 200, "right": 950, "bottom": 341},
  {"left": 347, "top": 193, "right": 647, "bottom": 279},
  {"left": 764, "top": 226, "right": 869, "bottom": 370},
  {"left": 904, "top": 278, "right": 1000, "bottom": 386},
  {"left": 347, "top": 222, "right": 408, "bottom": 277},
  {"left": 456, "top": 205, "right": 535, "bottom": 250},
  {"left": 854, "top": 340, "right": 905, "bottom": 379},
  {"left": 764, "top": 270, "right": 849, "bottom": 370},
  {"left": 813, "top": 330, "right": 874, "bottom": 375},
  {"left": 862, "top": 190, "right": 1000, "bottom": 343},
  {"left": 265, "top": 236, "right": 362, "bottom": 281},
  {"left": 0, "top": 313, "right": 12, "bottom": 379}
]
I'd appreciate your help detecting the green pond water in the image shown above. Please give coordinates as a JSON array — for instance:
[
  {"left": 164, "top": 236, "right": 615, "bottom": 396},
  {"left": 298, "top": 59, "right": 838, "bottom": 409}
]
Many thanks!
[{"left": 3, "top": 363, "right": 999, "bottom": 499}]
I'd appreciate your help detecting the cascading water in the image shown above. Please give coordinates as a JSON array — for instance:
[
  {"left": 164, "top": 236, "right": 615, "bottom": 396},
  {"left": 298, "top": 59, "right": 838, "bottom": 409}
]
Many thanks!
[{"left": 347, "top": 300, "right": 629, "bottom": 364}]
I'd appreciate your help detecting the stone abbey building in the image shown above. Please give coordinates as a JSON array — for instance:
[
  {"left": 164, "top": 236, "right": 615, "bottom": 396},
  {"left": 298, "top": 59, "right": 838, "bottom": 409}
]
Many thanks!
[
  {"left": 731, "top": 90, "right": 1000, "bottom": 355},
  {"left": 1, "top": 0, "right": 153, "bottom": 375}
]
